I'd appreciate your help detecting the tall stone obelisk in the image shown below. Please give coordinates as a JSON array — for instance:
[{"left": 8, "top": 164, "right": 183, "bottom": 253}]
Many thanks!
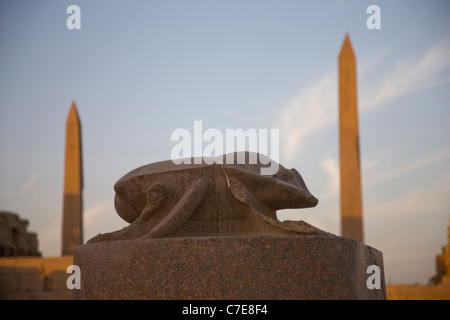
[
  {"left": 338, "top": 34, "right": 364, "bottom": 242},
  {"left": 62, "top": 101, "right": 83, "bottom": 255}
]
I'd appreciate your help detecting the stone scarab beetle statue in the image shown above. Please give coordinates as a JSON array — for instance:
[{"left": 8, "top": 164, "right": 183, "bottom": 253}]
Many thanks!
[{"left": 88, "top": 152, "right": 328, "bottom": 243}]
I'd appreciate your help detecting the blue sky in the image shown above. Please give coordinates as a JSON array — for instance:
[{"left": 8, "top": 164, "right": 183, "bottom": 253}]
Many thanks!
[{"left": 1, "top": 0, "right": 449, "bottom": 284}]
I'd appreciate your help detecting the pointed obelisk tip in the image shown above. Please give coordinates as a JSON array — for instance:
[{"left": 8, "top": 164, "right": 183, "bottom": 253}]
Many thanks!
[
  {"left": 70, "top": 101, "right": 78, "bottom": 113},
  {"left": 341, "top": 33, "right": 353, "bottom": 51},
  {"left": 68, "top": 101, "right": 79, "bottom": 117},
  {"left": 339, "top": 33, "right": 354, "bottom": 58}
]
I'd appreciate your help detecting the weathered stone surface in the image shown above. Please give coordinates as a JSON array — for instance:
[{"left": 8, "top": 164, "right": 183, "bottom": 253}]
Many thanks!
[
  {"left": 74, "top": 235, "right": 386, "bottom": 300},
  {"left": 78, "top": 153, "right": 387, "bottom": 300},
  {"left": 0, "top": 256, "right": 73, "bottom": 300},
  {"left": 0, "top": 211, "right": 40, "bottom": 257},
  {"left": 88, "top": 152, "right": 327, "bottom": 242}
]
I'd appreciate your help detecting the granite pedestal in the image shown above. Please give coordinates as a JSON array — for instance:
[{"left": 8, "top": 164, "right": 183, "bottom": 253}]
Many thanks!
[{"left": 73, "top": 235, "right": 386, "bottom": 299}]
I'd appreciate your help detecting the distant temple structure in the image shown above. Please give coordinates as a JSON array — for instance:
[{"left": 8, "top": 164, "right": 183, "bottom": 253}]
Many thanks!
[
  {"left": 431, "top": 217, "right": 450, "bottom": 285},
  {"left": 0, "top": 211, "right": 41, "bottom": 257},
  {"left": 442, "top": 218, "right": 450, "bottom": 285}
]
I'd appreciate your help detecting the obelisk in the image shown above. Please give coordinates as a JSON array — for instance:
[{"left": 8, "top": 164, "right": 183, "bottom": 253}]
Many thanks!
[
  {"left": 61, "top": 101, "right": 83, "bottom": 255},
  {"left": 338, "top": 34, "right": 364, "bottom": 242}
]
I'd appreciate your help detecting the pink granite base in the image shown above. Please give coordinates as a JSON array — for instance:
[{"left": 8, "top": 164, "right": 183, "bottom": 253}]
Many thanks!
[{"left": 73, "top": 235, "right": 386, "bottom": 299}]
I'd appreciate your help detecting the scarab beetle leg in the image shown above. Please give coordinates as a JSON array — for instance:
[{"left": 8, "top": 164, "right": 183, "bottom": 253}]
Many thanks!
[
  {"left": 87, "top": 182, "right": 169, "bottom": 243},
  {"left": 142, "top": 179, "right": 208, "bottom": 239}
]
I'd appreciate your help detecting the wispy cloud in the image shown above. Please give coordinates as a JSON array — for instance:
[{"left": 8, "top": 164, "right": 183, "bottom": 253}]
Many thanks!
[
  {"left": 362, "top": 37, "right": 450, "bottom": 110},
  {"left": 320, "top": 157, "right": 339, "bottom": 200},
  {"left": 277, "top": 74, "right": 336, "bottom": 164},
  {"left": 84, "top": 201, "right": 114, "bottom": 228},
  {"left": 0, "top": 172, "right": 40, "bottom": 197},
  {"left": 364, "top": 149, "right": 450, "bottom": 188},
  {"left": 366, "top": 172, "right": 450, "bottom": 220},
  {"left": 276, "top": 37, "right": 450, "bottom": 162},
  {"left": 19, "top": 173, "right": 39, "bottom": 195}
]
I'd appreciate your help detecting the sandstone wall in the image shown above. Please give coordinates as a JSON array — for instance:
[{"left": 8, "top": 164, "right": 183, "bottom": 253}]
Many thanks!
[
  {"left": 0, "top": 256, "right": 73, "bottom": 300},
  {"left": 386, "top": 284, "right": 450, "bottom": 300}
]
